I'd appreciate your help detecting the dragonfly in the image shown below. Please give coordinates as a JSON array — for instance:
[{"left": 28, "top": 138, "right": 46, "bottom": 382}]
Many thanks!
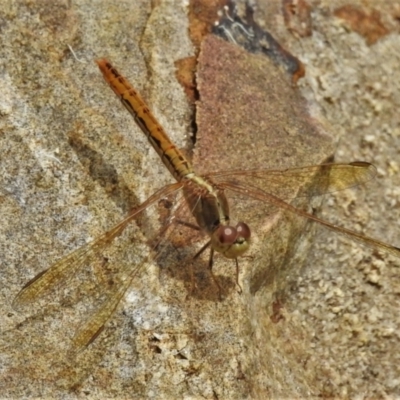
[{"left": 13, "top": 59, "right": 400, "bottom": 350}]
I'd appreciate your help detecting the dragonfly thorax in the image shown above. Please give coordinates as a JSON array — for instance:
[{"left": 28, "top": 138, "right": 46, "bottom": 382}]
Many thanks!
[
  {"left": 183, "top": 175, "right": 230, "bottom": 234},
  {"left": 183, "top": 175, "right": 251, "bottom": 259}
]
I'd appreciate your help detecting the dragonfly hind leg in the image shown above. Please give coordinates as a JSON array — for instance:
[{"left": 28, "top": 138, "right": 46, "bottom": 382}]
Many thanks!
[
  {"left": 234, "top": 258, "right": 243, "bottom": 295},
  {"left": 175, "top": 220, "right": 240, "bottom": 299},
  {"left": 191, "top": 240, "right": 223, "bottom": 300},
  {"left": 206, "top": 249, "right": 243, "bottom": 299}
]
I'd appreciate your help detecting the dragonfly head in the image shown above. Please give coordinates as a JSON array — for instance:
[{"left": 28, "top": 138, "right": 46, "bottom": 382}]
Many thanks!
[{"left": 211, "top": 222, "right": 251, "bottom": 259}]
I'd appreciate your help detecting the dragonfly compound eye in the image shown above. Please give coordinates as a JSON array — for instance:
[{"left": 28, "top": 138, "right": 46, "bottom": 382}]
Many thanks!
[
  {"left": 215, "top": 226, "right": 238, "bottom": 245},
  {"left": 236, "top": 222, "right": 251, "bottom": 241}
]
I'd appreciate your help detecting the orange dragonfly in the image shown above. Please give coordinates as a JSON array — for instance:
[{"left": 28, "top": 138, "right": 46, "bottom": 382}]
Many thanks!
[{"left": 13, "top": 59, "right": 400, "bottom": 350}]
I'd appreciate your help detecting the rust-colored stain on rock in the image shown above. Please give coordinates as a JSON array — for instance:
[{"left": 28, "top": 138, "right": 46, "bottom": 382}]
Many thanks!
[
  {"left": 282, "top": 0, "right": 313, "bottom": 38},
  {"left": 188, "top": 0, "right": 227, "bottom": 48},
  {"left": 334, "top": 5, "right": 389, "bottom": 45}
]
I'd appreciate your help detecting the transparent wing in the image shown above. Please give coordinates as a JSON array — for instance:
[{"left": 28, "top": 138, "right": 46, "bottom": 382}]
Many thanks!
[
  {"left": 221, "top": 179, "right": 400, "bottom": 258},
  {"left": 71, "top": 191, "right": 196, "bottom": 350},
  {"left": 72, "top": 271, "right": 134, "bottom": 349},
  {"left": 13, "top": 182, "right": 183, "bottom": 309},
  {"left": 207, "top": 162, "right": 377, "bottom": 200}
]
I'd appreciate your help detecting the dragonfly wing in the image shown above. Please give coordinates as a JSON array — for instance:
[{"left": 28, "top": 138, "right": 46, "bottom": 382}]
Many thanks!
[
  {"left": 13, "top": 230, "right": 121, "bottom": 309},
  {"left": 71, "top": 194, "right": 195, "bottom": 350},
  {"left": 221, "top": 180, "right": 400, "bottom": 258},
  {"left": 13, "top": 182, "right": 183, "bottom": 309},
  {"left": 72, "top": 269, "right": 137, "bottom": 349},
  {"left": 207, "top": 162, "right": 377, "bottom": 200}
]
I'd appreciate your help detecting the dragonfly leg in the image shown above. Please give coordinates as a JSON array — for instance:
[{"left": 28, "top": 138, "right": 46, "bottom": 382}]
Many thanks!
[
  {"left": 207, "top": 248, "right": 223, "bottom": 300},
  {"left": 187, "top": 259, "right": 198, "bottom": 297},
  {"left": 192, "top": 240, "right": 224, "bottom": 298},
  {"left": 235, "top": 258, "right": 243, "bottom": 294},
  {"left": 175, "top": 219, "right": 200, "bottom": 231}
]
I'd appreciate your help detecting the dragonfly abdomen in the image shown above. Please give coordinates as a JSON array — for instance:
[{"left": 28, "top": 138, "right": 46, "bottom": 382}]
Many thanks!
[{"left": 97, "top": 59, "right": 193, "bottom": 182}]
